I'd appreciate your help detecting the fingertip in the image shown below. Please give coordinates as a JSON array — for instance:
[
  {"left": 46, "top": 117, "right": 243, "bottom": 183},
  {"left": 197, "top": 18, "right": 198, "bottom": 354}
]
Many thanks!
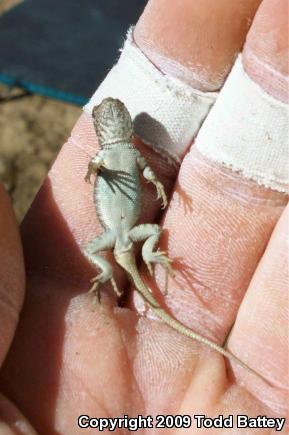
[
  {"left": 135, "top": 0, "right": 262, "bottom": 90},
  {"left": 243, "top": 0, "right": 289, "bottom": 102}
]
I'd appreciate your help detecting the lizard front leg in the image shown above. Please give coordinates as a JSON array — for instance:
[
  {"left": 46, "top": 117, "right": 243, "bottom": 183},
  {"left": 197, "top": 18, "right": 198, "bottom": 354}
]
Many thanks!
[
  {"left": 85, "top": 155, "right": 105, "bottom": 184},
  {"left": 137, "top": 155, "right": 168, "bottom": 209},
  {"left": 82, "top": 231, "right": 121, "bottom": 302}
]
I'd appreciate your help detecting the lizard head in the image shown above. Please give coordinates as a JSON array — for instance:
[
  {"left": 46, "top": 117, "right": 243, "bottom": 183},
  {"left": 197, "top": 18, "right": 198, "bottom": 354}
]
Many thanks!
[{"left": 92, "top": 98, "right": 133, "bottom": 148}]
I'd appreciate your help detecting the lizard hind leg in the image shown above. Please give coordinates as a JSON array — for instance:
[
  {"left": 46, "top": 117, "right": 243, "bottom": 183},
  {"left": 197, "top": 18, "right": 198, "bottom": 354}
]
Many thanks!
[
  {"left": 129, "top": 224, "right": 174, "bottom": 279},
  {"left": 82, "top": 231, "right": 122, "bottom": 302}
]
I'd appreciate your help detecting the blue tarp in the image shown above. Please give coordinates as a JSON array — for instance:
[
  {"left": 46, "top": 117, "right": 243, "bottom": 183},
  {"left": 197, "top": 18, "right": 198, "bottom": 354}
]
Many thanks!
[{"left": 0, "top": 0, "right": 146, "bottom": 105}]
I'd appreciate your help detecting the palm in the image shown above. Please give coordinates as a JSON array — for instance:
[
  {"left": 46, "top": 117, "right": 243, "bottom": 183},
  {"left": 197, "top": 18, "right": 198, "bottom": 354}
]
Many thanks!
[
  {"left": 0, "top": 279, "right": 285, "bottom": 434},
  {"left": 0, "top": 276, "right": 286, "bottom": 434},
  {"left": 0, "top": 128, "right": 287, "bottom": 433}
]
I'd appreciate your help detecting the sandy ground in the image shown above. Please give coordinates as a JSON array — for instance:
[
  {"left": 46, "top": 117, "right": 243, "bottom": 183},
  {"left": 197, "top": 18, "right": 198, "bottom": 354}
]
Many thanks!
[
  {"left": 0, "top": 0, "right": 81, "bottom": 221},
  {"left": 0, "top": 0, "right": 22, "bottom": 15},
  {"left": 0, "top": 84, "right": 81, "bottom": 221}
]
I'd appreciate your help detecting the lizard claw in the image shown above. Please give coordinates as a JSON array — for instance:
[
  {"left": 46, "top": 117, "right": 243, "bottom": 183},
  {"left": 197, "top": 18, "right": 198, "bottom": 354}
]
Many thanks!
[
  {"left": 110, "top": 277, "right": 123, "bottom": 298},
  {"left": 145, "top": 250, "right": 174, "bottom": 277},
  {"left": 85, "top": 174, "right": 91, "bottom": 184},
  {"left": 88, "top": 274, "right": 105, "bottom": 303},
  {"left": 155, "top": 182, "right": 168, "bottom": 209},
  {"left": 145, "top": 261, "right": 154, "bottom": 276},
  {"left": 165, "top": 262, "right": 175, "bottom": 278}
]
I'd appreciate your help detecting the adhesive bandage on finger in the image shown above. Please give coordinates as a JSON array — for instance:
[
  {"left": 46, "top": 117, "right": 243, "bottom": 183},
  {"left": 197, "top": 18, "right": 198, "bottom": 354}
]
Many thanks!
[
  {"left": 84, "top": 28, "right": 218, "bottom": 164},
  {"left": 195, "top": 56, "right": 289, "bottom": 193}
]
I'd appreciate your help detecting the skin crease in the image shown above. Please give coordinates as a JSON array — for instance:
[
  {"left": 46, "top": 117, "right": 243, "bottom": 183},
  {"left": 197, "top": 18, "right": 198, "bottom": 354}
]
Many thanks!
[
  {"left": 0, "top": 0, "right": 288, "bottom": 434},
  {"left": 134, "top": 0, "right": 262, "bottom": 90},
  {"left": 243, "top": 0, "right": 289, "bottom": 103}
]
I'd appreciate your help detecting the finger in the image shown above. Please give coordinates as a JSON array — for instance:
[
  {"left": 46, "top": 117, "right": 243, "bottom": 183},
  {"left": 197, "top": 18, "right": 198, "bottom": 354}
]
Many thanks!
[
  {"left": 227, "top": 0, "right": 289, "bottom": 403},
  {"left": 229, "top": 205, "right": 288, "bottom": 413},
  {"left": 0, "top": 185, "right": 24, "bottom": 367},
  {"left": 243, "top": 0, "right": 288, "bottom": 102},
  {"left": 131, "top": 0, "right": 288, "bottom": 398},
  {"left": 135, "top": 0, "right": 261, "bottom": 90}
]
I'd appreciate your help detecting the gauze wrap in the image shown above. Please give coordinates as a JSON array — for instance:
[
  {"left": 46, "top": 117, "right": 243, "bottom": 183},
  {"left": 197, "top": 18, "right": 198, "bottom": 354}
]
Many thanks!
[
  {"left": 195, "top": 56, "right": 289, "bottom": 193},
  {"left": 84, "top": 28, "right": 218, "bottom": 163}
]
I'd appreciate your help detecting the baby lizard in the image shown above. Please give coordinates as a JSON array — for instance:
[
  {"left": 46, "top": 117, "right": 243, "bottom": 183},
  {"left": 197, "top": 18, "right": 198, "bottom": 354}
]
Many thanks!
[{"left": 83, "top": 97, "right": 270, "bottom": 383}]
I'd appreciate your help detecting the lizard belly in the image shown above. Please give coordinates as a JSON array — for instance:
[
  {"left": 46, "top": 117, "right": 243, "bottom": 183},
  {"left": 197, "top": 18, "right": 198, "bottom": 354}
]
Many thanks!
[{"left": 95, "top": 171, "right": 141, "bottom": 232}]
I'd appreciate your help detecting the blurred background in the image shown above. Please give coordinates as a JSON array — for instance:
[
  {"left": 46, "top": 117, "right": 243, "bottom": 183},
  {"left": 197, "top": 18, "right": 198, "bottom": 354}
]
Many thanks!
[{"left": 0, "top": 0, "right": 146, "bottom": 220}]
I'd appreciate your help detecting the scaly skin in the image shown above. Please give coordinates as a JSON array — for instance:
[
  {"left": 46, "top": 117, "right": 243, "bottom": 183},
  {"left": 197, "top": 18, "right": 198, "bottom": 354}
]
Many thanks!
[{"left": 83, "top": 97, "right": 272, "bottom": 385}]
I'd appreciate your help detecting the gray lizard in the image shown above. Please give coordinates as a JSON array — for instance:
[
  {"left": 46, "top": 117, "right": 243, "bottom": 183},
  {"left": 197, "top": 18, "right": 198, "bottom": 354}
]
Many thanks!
[{"left": 83, "top": 97, "right": 270, "bottom": 383}]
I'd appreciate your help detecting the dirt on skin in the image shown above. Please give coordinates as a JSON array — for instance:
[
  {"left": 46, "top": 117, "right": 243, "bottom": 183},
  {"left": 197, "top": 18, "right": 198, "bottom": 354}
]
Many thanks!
[{"left": 0, "top": 84, "right": 81, "bottom": 221}]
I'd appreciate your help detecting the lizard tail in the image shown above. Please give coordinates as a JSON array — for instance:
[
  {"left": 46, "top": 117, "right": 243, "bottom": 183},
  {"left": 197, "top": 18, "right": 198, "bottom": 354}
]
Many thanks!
[{"left": 115, "top": 250, "right": 275, "bottom": 387}]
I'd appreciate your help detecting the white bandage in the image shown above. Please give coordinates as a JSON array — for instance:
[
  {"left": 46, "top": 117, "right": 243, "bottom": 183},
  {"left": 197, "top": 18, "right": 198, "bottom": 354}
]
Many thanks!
[
  {"left": 195, "top": 56, "right": 289, "bottom": 193},
  {"left": 84, "top": 28, "right": 218, "bottom": 163}
]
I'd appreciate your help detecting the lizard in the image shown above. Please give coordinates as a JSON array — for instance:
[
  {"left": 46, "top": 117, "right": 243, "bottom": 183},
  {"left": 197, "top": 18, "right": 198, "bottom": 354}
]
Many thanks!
[{"left": 83, "top": 97, "right": 271, "bottom": 383}]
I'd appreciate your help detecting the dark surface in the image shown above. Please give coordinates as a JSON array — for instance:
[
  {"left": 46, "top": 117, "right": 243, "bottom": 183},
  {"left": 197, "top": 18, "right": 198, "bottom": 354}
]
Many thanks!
[{"left": 0, "top": 0, "right": 147, "bottom": 105}]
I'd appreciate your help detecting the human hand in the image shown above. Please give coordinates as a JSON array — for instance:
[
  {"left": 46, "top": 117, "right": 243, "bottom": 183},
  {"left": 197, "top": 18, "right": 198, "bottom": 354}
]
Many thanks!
[{"left": 0, "top": 0, "right": 288, "bottom": 433}]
